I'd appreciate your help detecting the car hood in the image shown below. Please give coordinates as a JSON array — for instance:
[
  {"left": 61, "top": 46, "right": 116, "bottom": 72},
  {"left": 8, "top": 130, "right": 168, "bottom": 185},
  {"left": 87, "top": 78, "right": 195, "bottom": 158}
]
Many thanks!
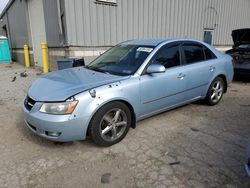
[
  {"left": 232, "top": 29, "right": 250, "bottom": 47},
  {"left": 28, "top": 67, "right": 129, "bottom": 102}
]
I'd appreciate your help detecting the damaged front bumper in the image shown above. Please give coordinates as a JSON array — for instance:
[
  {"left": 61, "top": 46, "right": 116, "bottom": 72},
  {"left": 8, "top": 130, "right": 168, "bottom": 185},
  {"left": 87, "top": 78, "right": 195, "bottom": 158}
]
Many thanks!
[{"left": 22, "top": 101, "right": 90, "bottom": 142}]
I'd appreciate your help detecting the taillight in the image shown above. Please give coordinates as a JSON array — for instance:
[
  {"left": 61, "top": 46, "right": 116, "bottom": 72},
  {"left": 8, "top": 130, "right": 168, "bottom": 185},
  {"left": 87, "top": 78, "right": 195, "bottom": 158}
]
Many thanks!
[{"left": 232, "top": 59, "right": 237, "bottom": 65}]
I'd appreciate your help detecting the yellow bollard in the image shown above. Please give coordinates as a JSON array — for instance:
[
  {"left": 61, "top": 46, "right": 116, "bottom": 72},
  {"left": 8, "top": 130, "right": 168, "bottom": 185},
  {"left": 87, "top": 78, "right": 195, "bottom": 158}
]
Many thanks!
[
  {"left": 41, "top": 42, "right": 49, "bottom": 73},
  {"left": 24, "top": 44, "right": 30, "bottom": 68}
]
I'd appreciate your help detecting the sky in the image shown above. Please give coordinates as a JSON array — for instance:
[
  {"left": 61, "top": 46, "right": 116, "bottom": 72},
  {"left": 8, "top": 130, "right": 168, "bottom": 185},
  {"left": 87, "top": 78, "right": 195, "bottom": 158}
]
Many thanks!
[{"left": 0, "top": 0, "right": 9, "bottom": 15}]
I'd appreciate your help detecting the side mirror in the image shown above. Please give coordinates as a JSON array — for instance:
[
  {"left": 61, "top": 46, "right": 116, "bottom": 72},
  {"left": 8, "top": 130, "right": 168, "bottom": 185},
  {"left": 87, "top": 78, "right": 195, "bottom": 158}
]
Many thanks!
[{"left": 146, "top": 64, "right": 166, "bottom": 74}]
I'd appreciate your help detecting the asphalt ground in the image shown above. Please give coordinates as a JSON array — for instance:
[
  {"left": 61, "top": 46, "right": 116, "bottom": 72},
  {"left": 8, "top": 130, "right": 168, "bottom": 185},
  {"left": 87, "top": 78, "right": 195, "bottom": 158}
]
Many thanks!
[{"left": 0, "top": 63, "right": 249, "bottom": 188}]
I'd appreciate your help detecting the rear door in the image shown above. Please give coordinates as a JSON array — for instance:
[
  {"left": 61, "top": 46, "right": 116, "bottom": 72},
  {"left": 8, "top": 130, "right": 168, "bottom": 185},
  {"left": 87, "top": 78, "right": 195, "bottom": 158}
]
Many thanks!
[{"left": 181, "top": 42, "right": 217, "bottom": 99}]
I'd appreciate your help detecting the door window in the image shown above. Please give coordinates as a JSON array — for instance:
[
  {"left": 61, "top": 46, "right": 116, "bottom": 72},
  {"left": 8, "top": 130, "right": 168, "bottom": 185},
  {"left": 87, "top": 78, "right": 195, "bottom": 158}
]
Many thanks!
[
  {"left": 203, "top": 46, "right": 216, "bottom": 60},
  {"left": 182, "top": 45, "right": 205, "bottom": 64},
  {"left": 152, "top": 45, "right": 180, "bottom": 69}
]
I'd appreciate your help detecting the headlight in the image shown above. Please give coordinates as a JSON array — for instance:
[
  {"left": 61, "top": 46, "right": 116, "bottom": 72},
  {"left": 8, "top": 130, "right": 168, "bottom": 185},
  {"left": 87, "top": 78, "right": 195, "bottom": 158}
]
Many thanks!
[{"left": 39, "top": 101, "right": 78, "bottom": 115}]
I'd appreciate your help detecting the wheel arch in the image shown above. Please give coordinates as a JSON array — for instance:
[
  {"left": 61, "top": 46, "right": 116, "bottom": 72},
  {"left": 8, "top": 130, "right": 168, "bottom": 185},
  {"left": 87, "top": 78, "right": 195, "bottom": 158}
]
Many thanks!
[
  {"left": 206, "top": 73, "right": 228, "bottom": 94},
  {"left": 217, "top": 74, "right": 228, "bottom": 93},
  {"left": 112, "top": 99, "right": 136, "bottom": 129},
  {"left": 86, "top": 99, "right": 136, "bottom": 136}
]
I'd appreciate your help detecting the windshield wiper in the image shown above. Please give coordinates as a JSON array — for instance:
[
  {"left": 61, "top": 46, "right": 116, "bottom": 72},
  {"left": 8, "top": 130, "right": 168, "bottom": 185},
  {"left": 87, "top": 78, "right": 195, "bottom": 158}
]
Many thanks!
[{"left": 85, "top": 66, "right": 110, "bottom": 74}]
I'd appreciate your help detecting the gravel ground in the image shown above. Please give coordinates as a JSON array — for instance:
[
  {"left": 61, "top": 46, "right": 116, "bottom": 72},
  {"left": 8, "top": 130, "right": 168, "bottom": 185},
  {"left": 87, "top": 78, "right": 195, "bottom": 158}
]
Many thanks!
[{"left": 0, "top": 63, "right": 250, "bottom": 188}]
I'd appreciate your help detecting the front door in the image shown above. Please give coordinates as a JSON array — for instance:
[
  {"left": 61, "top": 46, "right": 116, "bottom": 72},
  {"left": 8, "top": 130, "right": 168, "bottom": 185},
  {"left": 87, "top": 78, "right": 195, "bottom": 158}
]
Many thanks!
[{"left": 139, "top": 45, "right": 187, "bottom": 117}]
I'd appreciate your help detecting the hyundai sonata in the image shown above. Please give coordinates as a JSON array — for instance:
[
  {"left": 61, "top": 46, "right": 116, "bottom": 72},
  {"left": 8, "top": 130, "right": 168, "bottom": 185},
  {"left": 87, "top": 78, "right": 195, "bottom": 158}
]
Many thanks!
[{"left": 23, "top": 39, "right": 234, "bottom": 146}]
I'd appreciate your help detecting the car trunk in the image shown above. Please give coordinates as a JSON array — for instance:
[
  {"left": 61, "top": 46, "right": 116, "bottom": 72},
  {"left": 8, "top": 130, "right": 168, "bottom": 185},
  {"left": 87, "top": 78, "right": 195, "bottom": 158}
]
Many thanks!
[
  {"left": 230, "top": 49, "right": 250, "bottom": 64},
  {"left": 228, "top": 29, "right": 250, "bottom": 64}
]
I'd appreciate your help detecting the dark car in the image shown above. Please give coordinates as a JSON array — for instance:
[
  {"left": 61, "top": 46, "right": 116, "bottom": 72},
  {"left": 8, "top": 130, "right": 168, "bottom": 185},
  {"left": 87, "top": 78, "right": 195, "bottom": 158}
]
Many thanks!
[
  {"left": 226, "top": 29, "right": 250, "bottom": 77},
  {"left": 246, "top": 140, "right": 250, "bottom": 176}
]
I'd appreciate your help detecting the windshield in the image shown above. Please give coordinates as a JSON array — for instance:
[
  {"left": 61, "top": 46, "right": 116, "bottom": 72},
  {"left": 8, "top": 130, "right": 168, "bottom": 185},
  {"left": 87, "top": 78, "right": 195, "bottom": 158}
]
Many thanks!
[{"left": 87, "top": 44, "right": 154, "bottom": 76}]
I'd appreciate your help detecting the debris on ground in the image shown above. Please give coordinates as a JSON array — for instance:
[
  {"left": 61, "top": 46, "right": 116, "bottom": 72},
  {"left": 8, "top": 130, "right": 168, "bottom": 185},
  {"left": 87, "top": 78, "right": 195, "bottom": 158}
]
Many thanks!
[
  {"left": 20, "top": 71, "right": 28, "bottom": 77},
  {"left": 208, "top": 164, "right": 213, "bottom": 168},
  {"left": 5, "top": 65, "right": 12, "bottom": 68},
  {"left": 169, "top": 161, "right": 180, "bottom": 166},
  {"left": 190, "top": 127, "right": 199, "bottom": 132},
  {"left": 101, "top": 173, "right": 111, "bottom": 184},
  {"left": 11, "top": 76, "right": 16, "bottom": 82},
  {"left": 36, "top": 71, "right": 43, "bottom": 76},
  {"left": 231, "top": 89, "right": 238, "bottom": 92},
  {"left": 240, "top": 104, "right": 250, "bottom": 107},
  {"left": 106, "top": 151, "right": 117, "bottom": 159}
]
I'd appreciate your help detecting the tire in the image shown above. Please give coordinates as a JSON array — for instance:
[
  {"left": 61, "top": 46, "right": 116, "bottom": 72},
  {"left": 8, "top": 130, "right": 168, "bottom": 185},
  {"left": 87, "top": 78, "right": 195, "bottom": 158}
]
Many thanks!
[
  {"left": 89, "top": 101, "right": 131, "bottom": 147},
  {"left": 205, "top": 77, "right": 225, "bottom": 106}
]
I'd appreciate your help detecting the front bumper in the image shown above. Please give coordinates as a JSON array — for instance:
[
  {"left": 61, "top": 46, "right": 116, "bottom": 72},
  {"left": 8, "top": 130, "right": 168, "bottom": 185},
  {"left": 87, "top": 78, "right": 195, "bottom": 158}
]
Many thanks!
[{"left": 22, "top": 102, "right": 91, "bottom": 142}]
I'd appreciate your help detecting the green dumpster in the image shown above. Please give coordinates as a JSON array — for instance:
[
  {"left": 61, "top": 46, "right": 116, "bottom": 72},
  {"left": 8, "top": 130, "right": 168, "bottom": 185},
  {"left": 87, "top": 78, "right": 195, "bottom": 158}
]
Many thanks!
[{"left": 0, "top": 36, "right": 11, "bottom": 63}]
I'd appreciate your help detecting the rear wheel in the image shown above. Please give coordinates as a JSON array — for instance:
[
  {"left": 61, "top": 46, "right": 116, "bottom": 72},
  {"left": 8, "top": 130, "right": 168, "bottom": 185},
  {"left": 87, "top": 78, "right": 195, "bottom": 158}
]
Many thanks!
[
  {"left": 89, "top": 101, "right": 131, "bottom": 147},
  {"left": 205, "top": 77, "right": 225, "bottom": 106}
]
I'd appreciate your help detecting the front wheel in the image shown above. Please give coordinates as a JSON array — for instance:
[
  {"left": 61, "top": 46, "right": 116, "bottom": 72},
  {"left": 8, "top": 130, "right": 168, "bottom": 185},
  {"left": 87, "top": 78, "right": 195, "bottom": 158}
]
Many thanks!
[
  {"left": 205, "top": 77, "right": 225, "bottom": 106},
  {"left": 89, "top": 101, "right": 131, "bottom": 147}
]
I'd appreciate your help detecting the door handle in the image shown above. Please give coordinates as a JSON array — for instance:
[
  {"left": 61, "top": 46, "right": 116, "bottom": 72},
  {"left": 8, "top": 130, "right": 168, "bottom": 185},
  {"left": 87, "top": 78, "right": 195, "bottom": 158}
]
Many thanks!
[
  {"left": 177, "top": 73, "right": 186, "bottom": 80},
  {"left": 209, "top": 66, "right": 215, "bottom": 72}
]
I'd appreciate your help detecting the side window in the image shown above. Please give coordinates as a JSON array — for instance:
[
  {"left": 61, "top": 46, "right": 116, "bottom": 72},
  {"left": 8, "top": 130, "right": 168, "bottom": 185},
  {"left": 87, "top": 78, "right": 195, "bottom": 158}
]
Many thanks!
[
  {"left": 182, "top": 45, "right": 205, "bottom": 64},
  {"left": 203, "top": 46, "right": 216, "bottom": 60},
  {"left": 152, "top": 46, "right": 180, "bottom": 68}
]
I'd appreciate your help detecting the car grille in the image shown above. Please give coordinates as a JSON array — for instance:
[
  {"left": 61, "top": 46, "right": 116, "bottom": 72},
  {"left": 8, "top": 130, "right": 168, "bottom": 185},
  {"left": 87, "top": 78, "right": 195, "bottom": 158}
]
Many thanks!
[{"left": 24, "top": 96, "right": 36, "bottom": 111}]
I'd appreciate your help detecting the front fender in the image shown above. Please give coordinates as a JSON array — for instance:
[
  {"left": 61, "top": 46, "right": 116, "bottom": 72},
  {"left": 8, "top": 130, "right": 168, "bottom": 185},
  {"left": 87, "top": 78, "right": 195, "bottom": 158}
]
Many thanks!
[{"left": 73, "top": 77, "right": 141, "bottom": 137}]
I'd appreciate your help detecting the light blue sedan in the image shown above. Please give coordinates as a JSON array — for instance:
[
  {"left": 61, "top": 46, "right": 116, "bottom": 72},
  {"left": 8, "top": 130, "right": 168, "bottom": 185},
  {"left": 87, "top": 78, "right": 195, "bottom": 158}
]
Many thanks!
[{"left": 23, "top": 39, "right": 234, "bottom": 146}]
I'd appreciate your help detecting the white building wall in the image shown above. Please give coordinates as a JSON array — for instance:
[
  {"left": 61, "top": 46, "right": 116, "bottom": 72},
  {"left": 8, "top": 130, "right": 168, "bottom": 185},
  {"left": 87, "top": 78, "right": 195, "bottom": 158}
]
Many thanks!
[{"left": 64, "top": 0, "right": 250, "bottom": 47}]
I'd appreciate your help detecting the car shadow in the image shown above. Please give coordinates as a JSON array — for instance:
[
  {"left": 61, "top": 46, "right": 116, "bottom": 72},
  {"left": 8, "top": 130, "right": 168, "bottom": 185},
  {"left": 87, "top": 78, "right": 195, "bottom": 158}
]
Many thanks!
[{"left": 233, "top": 75, "right": 250, "bottom": 82}]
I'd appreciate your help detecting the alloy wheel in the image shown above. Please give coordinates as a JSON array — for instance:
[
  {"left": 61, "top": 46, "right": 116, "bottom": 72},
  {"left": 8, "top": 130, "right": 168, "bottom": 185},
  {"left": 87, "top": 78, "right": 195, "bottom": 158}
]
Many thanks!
[
  {"left": 210, "top": 80, "right": 223, "bottom": 103},
  {"left": 99, "top": 108, "right": 128, "bottom": 142}
]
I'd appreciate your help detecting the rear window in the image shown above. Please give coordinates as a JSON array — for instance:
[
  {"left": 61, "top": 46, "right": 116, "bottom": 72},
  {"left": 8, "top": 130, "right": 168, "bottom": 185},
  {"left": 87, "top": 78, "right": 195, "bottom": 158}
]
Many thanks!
[
  {"left": 182, "top": 45, "right": 205, "bottom": 64},
  {"left": 203, "top": 47, "right": 216, "bottom": 60}
]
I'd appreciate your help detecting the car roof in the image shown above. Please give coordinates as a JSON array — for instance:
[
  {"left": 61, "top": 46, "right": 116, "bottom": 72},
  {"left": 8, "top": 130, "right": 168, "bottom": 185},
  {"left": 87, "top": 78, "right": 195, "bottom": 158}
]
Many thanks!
[
  {"left": 121, "top": 39, "right": 168, "bottom": 46},
  {"left": 121, "top": 38, "right": 208, "bottom": 47}
]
